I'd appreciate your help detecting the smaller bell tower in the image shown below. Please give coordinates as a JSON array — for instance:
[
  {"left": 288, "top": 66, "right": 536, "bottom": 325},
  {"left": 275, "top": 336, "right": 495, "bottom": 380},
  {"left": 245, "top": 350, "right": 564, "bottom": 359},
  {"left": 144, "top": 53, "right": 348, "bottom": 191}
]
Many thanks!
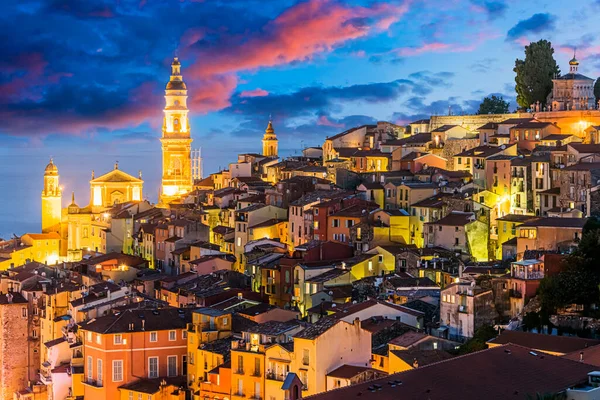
[
  {"left": 41, "top": 158, "right": 62, "bottom": 233},
  {"left": 262, "top": 118, "right": 278, "bottom": 158}
]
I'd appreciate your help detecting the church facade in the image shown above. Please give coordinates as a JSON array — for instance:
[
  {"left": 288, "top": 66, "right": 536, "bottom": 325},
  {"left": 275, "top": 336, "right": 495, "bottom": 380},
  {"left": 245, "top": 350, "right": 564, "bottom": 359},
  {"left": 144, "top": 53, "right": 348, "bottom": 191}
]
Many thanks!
[{"left": 547, "top": 55, "right": 595, "bottom": 111}]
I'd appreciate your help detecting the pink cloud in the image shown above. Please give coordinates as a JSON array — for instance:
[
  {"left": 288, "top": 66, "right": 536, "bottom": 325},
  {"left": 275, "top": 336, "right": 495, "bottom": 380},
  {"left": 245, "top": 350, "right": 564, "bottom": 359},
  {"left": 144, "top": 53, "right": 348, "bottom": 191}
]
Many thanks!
[
  {"left": 191, "top": 74, "right": 238, "bottom": 113},
  {"left": 240, "top": 88, "right": 269, "bottom": 98},
  {"left": 317, "top": 115, "right": 344, "bottom": 128},
  {"left": 188, "top": 0, "right": 410, "bottom": 76},
  {"left": 394, "top": 31, "right": 498, "bottom": 57}
]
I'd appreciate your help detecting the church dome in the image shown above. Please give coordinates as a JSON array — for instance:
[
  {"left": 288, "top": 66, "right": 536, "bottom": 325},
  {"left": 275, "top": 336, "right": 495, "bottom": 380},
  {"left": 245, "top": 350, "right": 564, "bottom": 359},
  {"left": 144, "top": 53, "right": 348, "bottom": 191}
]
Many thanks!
[
  {"left": 166, "top": 80, "right": 187, "bottom": 90},
  {"left": 569, "top": 56, "right": 579, "bottom": 65},
  {"left": 45, "top": 159, "right": 58, "bottom": 175}
]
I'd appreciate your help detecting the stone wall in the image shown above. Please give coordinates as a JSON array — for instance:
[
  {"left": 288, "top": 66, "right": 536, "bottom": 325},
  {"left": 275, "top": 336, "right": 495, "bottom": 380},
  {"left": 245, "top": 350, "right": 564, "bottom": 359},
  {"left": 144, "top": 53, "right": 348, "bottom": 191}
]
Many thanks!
[
  {"left": 441, "top": 138, "right": 480, "bottom": 170},
  {"left": 430, "top": 113, "right": 519, "bottom": 132},
  {"left": 0, "top": 303, "right": 29, "bottom": 400}
]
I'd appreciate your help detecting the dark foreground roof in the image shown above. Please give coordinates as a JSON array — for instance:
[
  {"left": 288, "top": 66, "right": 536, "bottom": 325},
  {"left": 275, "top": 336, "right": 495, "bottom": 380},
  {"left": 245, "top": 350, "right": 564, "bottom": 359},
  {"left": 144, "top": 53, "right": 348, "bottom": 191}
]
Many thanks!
[
  {"left": 306, "top": 344, "right": 595, "bottom": 400},
  {"left": 487, "top": 330, "right": 600, "bottom": 354}
]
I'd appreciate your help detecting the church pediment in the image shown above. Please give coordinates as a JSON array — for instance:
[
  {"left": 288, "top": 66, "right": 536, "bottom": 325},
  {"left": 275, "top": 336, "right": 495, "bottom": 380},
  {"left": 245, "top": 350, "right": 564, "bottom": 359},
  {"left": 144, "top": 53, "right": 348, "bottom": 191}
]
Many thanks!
[{"left": 91, "top": 169, "right": 142, "bottom": 184}]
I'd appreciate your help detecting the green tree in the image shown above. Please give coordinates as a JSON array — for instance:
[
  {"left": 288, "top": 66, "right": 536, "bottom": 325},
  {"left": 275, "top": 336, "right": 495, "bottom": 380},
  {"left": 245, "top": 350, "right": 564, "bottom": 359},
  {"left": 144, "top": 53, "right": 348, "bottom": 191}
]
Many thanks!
[
  {"left": 514, "top": 39, "right": 560, "bottom": 109},
  {"left": 594, "top": 78, "right": 600, "bottom": 104},
  {"left": 477, "top": 95, "right": 510, "bottom": 114}
]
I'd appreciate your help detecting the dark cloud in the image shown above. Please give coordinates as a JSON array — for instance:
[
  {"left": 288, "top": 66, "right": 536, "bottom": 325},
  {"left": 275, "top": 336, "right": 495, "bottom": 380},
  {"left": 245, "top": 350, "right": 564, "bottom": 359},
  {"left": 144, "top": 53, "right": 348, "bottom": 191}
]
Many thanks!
[
  {"left": 506, "top": 13, "right": 556, "bottom": 42},
  {"left": 470, "top": 58, "right": 498, "bottom": 73},
  {"left": 470, "top": 0, "right": 508, "bottom": 20}
]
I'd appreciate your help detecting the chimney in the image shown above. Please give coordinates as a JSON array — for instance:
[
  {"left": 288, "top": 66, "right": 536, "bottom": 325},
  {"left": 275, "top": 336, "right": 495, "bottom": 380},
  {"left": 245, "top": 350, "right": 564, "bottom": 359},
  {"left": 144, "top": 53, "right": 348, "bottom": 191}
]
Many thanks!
[
  {"left": 580, "top": 351, "right": 584, "bottom": 362},
  {"left": 353, "top": 317, "right": 361, "bottom": 329},
  {"left": 141, "top": 319, "right": 145, "bottom": 331},
  {"left": 237, "top": 292, "right": 243, "bottom": 300},
  {"left": 6, "top": 293, "right": 13, "bottom": 303}
]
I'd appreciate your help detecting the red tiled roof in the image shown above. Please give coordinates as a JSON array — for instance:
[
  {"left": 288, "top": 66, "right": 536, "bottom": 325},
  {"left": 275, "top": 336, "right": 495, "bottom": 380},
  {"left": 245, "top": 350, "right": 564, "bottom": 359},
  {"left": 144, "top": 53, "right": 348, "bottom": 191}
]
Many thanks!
[
  {"left": 306, "top": 344, "right": 596, "bottom": 400},
  {"left": 488, "top": 330, "right": 600, "bottom": 354}
]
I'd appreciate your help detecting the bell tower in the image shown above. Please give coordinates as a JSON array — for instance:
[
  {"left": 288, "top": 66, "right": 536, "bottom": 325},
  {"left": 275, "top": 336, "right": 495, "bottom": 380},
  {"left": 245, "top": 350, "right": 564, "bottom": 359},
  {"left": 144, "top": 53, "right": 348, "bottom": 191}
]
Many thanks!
[
  {"left": 262, "top": 118, "right": 278, "bottom": 158},
  {"left": 160, "top": 57, "right": 193, "bottom": 204},
  {"left": 41, "top": 158, "right": 62, "bottom": 233}
]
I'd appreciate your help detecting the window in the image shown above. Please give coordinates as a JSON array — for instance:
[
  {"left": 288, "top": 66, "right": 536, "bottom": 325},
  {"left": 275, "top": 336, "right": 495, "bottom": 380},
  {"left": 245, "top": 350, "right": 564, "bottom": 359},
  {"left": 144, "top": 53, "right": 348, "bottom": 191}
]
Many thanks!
[
  {"left": 368, "top": 260, "right": 373, "bottom": 272},
  {"left": 114, "top": 334, "right": 123, "bottom": 345},
  {"left": 138, "top": 394, "right": 142, "bottom": 400},
  {"left": 182, "top": 330, "right": 187, "bottom": 340},
  {"left": 458, "top": 157, "right": 462, "bottom": 165},
  {"left": 148, "top": 357, "right": 159, "bottom": 378},
  {"left": 302, "top": 349, "right": 309, "bottom": 365},
  {"left": 97, "top": 359, "right": 103, "bottom": 386},
  {"left": 345, "top": 220, "right": 354, "bottom": 228},
  {"left": 332, "top": 219, "right": 340, "bottom": 228},
  {"left": 254, "top": 357, "right": 261, "bottom": 376},
  {"left": 167, "top": 355, "right": 177, "bottom": 377},
  {"left": 223, "top": 317, "right": 228, "bottom": 326},
  {"left": 129, "top": 391, "right": 133, "bottom": 400},
  {"left": 96, "top": 334, "right": 102, "bottom": 345},
  {"left": 113, "top": 360, "right": 123, "bottom": 382},
  {"left": 87, "top": 331, "right": 92, "bottom": 342},
  {"left": 378, "top": 254, "right": 384, "bottom": 263},
  {"left": 149, "top": 332, "right": 158, "bottom": 342},
  {"left": 169, "top": 330, "right": 176, "bottom": 341},
  {"left": 22, "top": 307, "right": 27, "bottom": 318},
  {"left": 314, "top": 208, "right": 319, "bottom": 216},
  {"left": 87, "top": 356, "right": 93, "bottom": 381}
]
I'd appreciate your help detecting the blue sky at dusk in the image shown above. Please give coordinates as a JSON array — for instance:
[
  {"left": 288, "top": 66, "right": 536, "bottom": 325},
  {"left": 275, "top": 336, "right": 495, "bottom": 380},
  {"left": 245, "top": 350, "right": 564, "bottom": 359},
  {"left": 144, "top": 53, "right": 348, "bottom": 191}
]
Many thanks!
[{"left": 1, "top": 0, "right": 599, "bottom": 236}]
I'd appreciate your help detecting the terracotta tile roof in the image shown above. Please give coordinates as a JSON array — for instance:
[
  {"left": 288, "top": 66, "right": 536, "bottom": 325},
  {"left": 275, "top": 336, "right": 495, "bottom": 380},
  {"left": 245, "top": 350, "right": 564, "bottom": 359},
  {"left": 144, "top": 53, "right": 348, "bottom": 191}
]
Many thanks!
[
  {"left": 568, "top": 143, "right": 600, "bottom": 153},
  {"left": 293, "top": 316, "right": 340, "bottom": 339},
  {"left": 389, "top": 331, "right": 427, "bottom": 348},
  {"left": 488, "top": 330, "right": 600, "bottom": 354},
  {"left": 518, "top": 217, "right": 587, "bottom": 228},
  {"left": 431, "top": 124, "right": 457, "bottom": 132},
  {"left": 80, "top": 308, "right": 192, "bottom": 334},
  {"left": 306, "top": 344, "right": 596, "bottom": 400},
  {"left": 327, "top": 365, "right": 378, "bottom": 379},
  {"left": 118, "top": 377, "right": 186, "bottom": 394},
  {"left": 564, "top": 343, "right": 600, "bottom": 366},
  {"left": 425, "top": 212, "right": 474, "bottom": 226},
  {"left": 23, "top": 232, "right": 61, "bottom": 240},
  {"left": 244, "top": 319, "right": 301, "bottom": 336},
  {"left": 390, "top": 349, "right": 453, "bottom": 367}
]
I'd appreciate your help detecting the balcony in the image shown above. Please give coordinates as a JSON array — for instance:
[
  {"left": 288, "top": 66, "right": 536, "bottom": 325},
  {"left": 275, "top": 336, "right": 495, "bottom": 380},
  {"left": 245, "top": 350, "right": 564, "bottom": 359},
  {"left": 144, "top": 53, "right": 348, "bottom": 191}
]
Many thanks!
[
  {"left": 234, "top": 368, "right": 245, "bottom": 375},
  {"left": 509, "top": 289, "right": 522, "bottom": 298},
  {"left": 267, "top": 372, "right": 287, "bottom": 382},
  {"left": 252, "top": 369, "right": 262, "bottom": 377},
  {"left": 512, "top": 271, "right": 544, "bottom": 280},
  {"left": 39, "top": 372, "right": 52, "bottom": 385},
  {"left": 83, "top": 378, "right": 103, "bottom": 388}
]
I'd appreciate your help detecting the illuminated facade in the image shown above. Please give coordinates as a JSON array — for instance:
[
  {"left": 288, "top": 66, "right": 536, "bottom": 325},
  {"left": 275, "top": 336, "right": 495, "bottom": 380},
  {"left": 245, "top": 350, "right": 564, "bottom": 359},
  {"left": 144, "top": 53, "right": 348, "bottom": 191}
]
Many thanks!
[
  {"left": 548, "top": 55, "right": 595, "bottom": 112},
  {"left": 41, "top": 158, "right": 62, "bottom": 234},
  {"left": 160, "top": 57, "right": 193, "bottom": 204},
  {"left": 89, "top": 162, "right": 143, "bottom": 208},
  {"left": 262, "top": 119, "right": 278, "bottom": 158}
]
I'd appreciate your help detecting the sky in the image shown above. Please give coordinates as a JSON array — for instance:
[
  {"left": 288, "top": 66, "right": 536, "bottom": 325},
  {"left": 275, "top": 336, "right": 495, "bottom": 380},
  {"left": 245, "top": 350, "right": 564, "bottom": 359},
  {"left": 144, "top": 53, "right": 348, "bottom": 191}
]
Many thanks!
[{"left": 1, "top": 0, "right": 600, "bottom": 237}]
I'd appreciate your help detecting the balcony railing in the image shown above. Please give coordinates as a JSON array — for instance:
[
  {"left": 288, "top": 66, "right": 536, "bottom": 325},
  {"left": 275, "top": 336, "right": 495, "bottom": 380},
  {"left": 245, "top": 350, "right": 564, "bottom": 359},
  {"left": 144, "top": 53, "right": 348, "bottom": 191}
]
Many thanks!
[
  {"left": 235, "top": 368, "right": 245, "bottom": 375},
  {"left": 267, "top": 372, "right": 287, "bottom": 382},
  {"left": 83, "top": 378, "right": 103, "bottom": 388},
  {"left": 512, "top": 271, "right": 544, "bottom": 280}
]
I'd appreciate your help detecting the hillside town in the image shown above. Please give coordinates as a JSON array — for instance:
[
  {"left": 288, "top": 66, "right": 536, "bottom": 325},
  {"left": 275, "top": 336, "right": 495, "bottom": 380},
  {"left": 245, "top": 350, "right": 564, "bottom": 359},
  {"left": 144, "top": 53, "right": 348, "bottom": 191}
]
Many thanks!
[{"left": 5, "top": 53, "right": 600, "bottom": 400}]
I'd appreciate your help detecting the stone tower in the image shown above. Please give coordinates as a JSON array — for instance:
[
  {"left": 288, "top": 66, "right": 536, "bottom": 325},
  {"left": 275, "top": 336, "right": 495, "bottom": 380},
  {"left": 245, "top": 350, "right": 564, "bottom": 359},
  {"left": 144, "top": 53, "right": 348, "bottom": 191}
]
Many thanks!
[
  {"left": 262, "top": 119, "right": 278, "bottom": 158},
  {"left": 41, "top": 158, "right": 62, "bottom": 233},
  {"left": 160, "top": 57, "right": 193, "bottom": 204}
]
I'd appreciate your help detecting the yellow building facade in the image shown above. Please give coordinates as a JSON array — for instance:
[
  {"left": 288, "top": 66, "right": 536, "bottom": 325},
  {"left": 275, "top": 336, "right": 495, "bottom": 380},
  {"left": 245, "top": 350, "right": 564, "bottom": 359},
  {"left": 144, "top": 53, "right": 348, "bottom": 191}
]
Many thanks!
[{"left": 160, "top": 57, "right": 193, "bottom": 204}]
